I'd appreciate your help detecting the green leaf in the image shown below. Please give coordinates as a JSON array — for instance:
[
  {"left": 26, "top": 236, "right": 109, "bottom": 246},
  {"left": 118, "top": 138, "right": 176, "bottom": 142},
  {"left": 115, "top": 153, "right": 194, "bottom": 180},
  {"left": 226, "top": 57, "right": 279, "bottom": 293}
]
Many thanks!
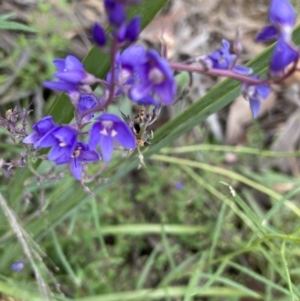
[
  {"left": 0, "top": 13, "right": 16, "bottom": 21},
  {"left": 0, "top": 20, "right": 36, "bottom": 32}
]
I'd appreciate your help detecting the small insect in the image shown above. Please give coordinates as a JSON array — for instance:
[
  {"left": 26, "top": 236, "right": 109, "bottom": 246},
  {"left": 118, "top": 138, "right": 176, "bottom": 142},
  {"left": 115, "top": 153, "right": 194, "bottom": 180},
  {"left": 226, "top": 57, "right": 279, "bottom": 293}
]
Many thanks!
[
  {"left": 134, "top": 107, "right": 146, "bottom": 123},
  {"left": 120, "top": 107, "right": 155, "bottom": 148},
  {"left": 133, "top": 108, "right": 154, "bottom": 147}
]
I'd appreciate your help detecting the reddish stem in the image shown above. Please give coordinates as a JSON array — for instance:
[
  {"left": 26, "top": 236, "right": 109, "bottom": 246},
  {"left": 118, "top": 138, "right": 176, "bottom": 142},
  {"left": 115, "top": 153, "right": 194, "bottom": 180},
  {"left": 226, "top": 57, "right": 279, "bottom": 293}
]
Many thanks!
[{"left": 169, "top": 62, "right": 262, "bottom": 84}]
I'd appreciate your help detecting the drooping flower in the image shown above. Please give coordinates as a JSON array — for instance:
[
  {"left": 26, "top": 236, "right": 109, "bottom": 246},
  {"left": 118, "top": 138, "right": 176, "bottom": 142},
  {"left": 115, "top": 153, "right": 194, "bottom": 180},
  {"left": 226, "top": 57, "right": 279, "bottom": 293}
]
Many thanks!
[
  {"left": 130, "top": 50, "right": 176, "bottom": 105},
  {"left": 269, "top": 37, "right": 299, "bottom": 75},
  {"left": 35, "top": 126, "right": 78, "bottom": 165},
  {"left": 44, "top": 55, "right": 96, "bottom": 92},
  {"left": 77, "top": 94, "right": 98, "bottom": 123},
  {"left": 89, "top": 113, "right": 135, "bottom": 162},
  {"left": 242, "top": 77, "right": 271, "bottom": 118},
  {"left": 69, "top": 142, "right": 101, "bottom": 180},
  {"left": 256, "top": 0, "right": 295, "bottom": 42},
  {"left": 23, "top": 116, "right": 57, "bottom": 148}
]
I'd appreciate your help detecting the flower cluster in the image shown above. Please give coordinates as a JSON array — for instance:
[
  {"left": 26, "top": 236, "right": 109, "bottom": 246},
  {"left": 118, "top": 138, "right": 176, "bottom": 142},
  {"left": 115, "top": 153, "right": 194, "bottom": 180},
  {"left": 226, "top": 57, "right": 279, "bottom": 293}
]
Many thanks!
[
  {"left": 23, "top": 0, "right": 176, "bottom": 181},
  {"left": 196, "top": 0, "right": 299, "bottom": 117},
  {"left": 21, "top": 0, "right": 300, "bottom": 182}
]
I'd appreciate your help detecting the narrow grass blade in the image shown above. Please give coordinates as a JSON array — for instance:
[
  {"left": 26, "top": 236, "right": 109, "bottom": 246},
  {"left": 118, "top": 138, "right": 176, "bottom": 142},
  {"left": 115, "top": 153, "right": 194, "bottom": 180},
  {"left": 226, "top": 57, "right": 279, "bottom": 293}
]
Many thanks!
[
  {"left": 152, "top": 154, "right": 300, "bottom": 217},
  {"left": 136, "top": 244, "right": 161, "bottom": 290},
  {"left": 75, "top": 286, "right": 261, "bottom": 301}
]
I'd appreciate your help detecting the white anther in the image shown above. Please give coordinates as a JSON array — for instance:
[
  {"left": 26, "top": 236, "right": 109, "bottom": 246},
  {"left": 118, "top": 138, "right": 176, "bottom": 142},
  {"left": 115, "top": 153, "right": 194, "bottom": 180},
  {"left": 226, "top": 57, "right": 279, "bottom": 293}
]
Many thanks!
[
  {"left": 149, "top": 67, "right": 164, "bottom": 84},
  {"left": 111, "top": 129, "right": 118, "bottom": 137},
  {"left": 100, "top": 128, "right": 108, "bottom": 136}
]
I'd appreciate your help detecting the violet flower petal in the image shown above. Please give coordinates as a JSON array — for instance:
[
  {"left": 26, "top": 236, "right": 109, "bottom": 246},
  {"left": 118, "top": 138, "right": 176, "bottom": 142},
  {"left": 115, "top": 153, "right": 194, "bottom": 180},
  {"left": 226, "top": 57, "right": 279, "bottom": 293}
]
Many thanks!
[
  {"left": 233, "top": 65, "right": 253, "bottom": 75},
  {"left": 78, "top": 149, "right": 101, "bottom": 163},
  {"left": 257, "top": 84, "right": 271, "bottom": 99},
  {"left": 35, "top": 129, "right": 57, "bottom": 148},
  {"left": 54, "top": 71, "right": 86, "bottom": 84},
  {"left": 130, "top": 82, "right": 152, "bottom": 101},
  {"left": 43, "top": 81, "right": 78, "bottom": 92},
  {"left": 70, "top": 158, "right": 83, "bottom": 180},
  {"left": 255, "top": 25, "right": 278, "bottom": 42},
  {"left": 249, "top": 98, "right": 261, "bottom": 118},
  {"left": 270, "top": 38, "right": 299, "bottom": 74},
  {"left": 120, "top": 45, "right": 146, "bottom": 70},
  {"left": 65, "top": 55, "right": 84, "bottom": 71},
  {"left": 23, "top": 133, "right": 40, "bottom": 144},
  {"left": 114, "top": 122, "right": 136, "bottom": 149},
  {"left": 155, "top": 81, "right": 176, "bottom": 105},
  {"left": 89, "top": 123, "right": 102, "bottom": 150},
  {"left": 269, "top": 0, "right": 295, "bottom": 28},
  {"left": 100, "top": 134, "right": 114, "bottom": 162}
]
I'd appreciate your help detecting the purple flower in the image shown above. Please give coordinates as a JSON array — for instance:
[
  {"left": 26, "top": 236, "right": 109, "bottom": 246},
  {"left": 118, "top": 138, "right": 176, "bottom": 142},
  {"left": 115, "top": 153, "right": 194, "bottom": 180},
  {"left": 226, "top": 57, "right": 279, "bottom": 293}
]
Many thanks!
[
  {"left": 92, "top": 23, "right": 106, "bottom": 46},
  {"left": 206, "top": 39, "right": 236, "bottom": 69},
  {"left": 106, "top": 46, "right": 159, "bottom": 106},
  {"left": 106, "top": 45, "right": 146, "bottom": 96},
  {"left": 104, "top": 0, "right": 142, "bottom": 27},
  {"left": 35, "top": 126, "right": 78, "bottom": 165},
  {"left": 203, "top": 40, "right": 252, "bottom": 75},
  {"left": 70, "top": 142, "right": 100, "bottom": 180},
  {"left": 77, "top": 94, "right": 98, "bottom": 122},
  {"left": 89, "top": 113, "right": 135, "bottom": 162},
  {"left": 23, "top": 116, "right": 57, "bottom": 148},
  {"left": 175, "top": 181, "right": 184, "bottom": 190},
  {"left": 270, "top": 38, "right": 299, "bottom": 75},
  {"left": 125, "top": 16, "right": 140, "bottom": 42},
  {"left": 104, "top": 0, "right": 126, "bottom": 27},
  {"left": 11, "top": 260, "right": 25, "bottom": 272},
  {"left": 116, "top": 16, "right": 141, "bottom": 43},
  {"left": 243, "top": 77, "right": 271, "bottom": 118},
  {"left": 44, "top": 55, "right": 96, "bottom": 92},
  {"left": 130, "top": 50, "right": 176, "bottom": 105},
  {"left": 256, "top": 0, "right": 295, "bottom": 42}
]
